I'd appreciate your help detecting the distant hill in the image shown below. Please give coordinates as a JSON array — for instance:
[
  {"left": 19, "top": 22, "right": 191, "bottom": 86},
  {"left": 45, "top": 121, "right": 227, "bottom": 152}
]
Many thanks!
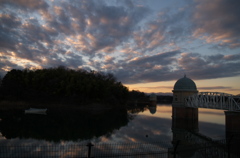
[{"left": 156, "top": 95, "right": 173, "bottom": 103}]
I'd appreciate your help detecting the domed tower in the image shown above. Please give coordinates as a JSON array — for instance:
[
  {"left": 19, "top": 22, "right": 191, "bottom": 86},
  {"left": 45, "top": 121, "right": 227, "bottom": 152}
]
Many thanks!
[
  {"left": 171, "top": 75, "right": 199, "bottom": 157},
  {"left": 172, "top": 75, "right": 199, "bottom": 131},
  {"left": 172, "top": 75, "right": 198, "bottom": 107},
  {"left": 149, "top": 93, "right": 157, "bottom": 106}
]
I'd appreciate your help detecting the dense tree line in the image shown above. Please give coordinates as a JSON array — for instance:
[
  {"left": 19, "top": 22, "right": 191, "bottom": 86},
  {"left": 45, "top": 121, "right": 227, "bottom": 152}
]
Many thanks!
[{"left": 0, "top": 67, "right": 132, "bottom": 106}]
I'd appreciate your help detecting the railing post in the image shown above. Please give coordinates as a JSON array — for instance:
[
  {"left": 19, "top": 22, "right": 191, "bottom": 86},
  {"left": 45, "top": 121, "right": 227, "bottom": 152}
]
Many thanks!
[
  {"left": 87, "top": 142, "right": 94, "bottom": 158},
  {"left": 227, "top": 135, "right": 233, "bottom": 158},
  {"left": 173, "top": 140, "right": 180, "bottom": 158},
  {"left": 205, "top": 142, "right": 207, "bottom": 157}
]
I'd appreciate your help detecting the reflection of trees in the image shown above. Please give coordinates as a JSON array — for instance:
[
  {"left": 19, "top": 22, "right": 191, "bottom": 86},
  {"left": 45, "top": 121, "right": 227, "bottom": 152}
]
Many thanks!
[
  {"left": 127, "top": 106, "right": 148, "bottom": 114},
  {"left": 0, "top": 108, "right": 130, "bottom": 142}
]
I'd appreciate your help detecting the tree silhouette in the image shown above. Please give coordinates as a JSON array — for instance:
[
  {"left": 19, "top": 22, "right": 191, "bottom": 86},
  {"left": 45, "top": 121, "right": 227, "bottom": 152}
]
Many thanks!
[{"left": 0, "top": 66, "right": 131, "bottom": 107}]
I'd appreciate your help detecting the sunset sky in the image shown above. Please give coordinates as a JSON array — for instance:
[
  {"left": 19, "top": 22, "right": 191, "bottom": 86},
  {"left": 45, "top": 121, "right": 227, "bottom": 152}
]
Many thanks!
[{"left": 0, "top": 0, "right": 240, "bottom": 95}]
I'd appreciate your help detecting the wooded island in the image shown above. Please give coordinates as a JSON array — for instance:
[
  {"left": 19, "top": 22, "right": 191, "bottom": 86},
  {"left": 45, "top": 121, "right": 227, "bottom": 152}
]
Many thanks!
[{"left": 0, "top": 66, "right": 149, "bottom": 109}]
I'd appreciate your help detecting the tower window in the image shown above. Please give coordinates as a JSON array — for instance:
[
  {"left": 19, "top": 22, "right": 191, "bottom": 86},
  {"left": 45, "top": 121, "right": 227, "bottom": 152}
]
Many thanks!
[{"left": 174, "top": 95, "right": 178, "bottom": 101}]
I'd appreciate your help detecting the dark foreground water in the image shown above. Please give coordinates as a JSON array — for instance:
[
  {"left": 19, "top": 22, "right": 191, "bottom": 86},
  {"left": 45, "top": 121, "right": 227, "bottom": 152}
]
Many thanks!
[{"left": 0, "top": 104, "right": 226, "bottom": 157}]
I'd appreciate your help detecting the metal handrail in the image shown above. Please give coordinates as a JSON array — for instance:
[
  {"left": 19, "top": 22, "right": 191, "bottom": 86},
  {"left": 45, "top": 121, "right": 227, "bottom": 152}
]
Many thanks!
[{"left": 185, "top": 92, "right": 240, "bottom": 111}]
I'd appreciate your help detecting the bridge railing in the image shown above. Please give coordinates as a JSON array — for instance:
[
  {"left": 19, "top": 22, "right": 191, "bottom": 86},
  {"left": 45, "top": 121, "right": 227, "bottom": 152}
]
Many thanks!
[{"left": 185, "top": 92, "right": 240, "bottom": 111}]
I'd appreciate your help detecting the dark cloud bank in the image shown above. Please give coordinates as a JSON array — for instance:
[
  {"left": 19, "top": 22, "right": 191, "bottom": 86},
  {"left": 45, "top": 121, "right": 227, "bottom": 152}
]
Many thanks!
[{"left": 0, "top": 0, "right": 240, "bottom": 84}]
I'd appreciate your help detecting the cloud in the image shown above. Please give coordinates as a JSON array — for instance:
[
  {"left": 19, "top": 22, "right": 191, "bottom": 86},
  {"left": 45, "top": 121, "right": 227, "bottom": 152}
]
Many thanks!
[
  {"left": 178, "top": 52, "right": 240, "bottom": 79},
  {"left": 0, "top": 0, "right": 49, "bottom": 11},
  {"left": 0, "top": 0, "right": 240, "bottom": 86},
  {"left": 131, "top": 6, "right": 192, "bottom": 54},
  {"left": 113, "top": 50, "right": 182, "bottom": 83},
  {"left": 192, "top": 0, "right": 240, "bottom": 48},
  {"left": 198, "top": 86, "right": 240, "bottom": 92},
  {"left": 0, "top": 58, "right": 22, "bottom": 74},
  {"left": 112, "top": 50, "right": 240, "bottom": 83},
  {"left": 83, "top": 4, "right": 149, "bottom": 54},
  {"left": 199, "top": 86, "right": 232, "bottom": 90},
  {"left": 0, "top": 14, "right": 22, "bottom": 52},
  {"left": 0, "top": 0, "right": 150, "bottom": 75},
  {"left": 139, "top": 86, "right": 173, "bottom": 90}
]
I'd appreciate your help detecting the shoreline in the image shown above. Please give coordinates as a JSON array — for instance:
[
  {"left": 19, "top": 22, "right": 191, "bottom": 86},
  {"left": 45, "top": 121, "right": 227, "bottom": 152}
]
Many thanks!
[
  {"left": 0, "top": 100, "right": 127, "bottom": 115},
  {"left": 0, "top": 100, "right": 171, "bottom": 113}
]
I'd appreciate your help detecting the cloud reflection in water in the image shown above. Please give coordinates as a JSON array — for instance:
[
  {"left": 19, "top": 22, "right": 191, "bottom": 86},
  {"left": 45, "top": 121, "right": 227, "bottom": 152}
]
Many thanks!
[{"left": 0, "top": 104, "right": 227, "bottom": 157}]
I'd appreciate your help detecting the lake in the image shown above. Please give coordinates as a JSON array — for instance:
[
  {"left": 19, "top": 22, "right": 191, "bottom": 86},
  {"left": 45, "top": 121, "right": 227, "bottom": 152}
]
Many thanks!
[
  {"left": 0, "top": 104, "right": 225, "bottom": 143},
  {"left": 0, "top": 104, "right": 226, "bottom": 157}
]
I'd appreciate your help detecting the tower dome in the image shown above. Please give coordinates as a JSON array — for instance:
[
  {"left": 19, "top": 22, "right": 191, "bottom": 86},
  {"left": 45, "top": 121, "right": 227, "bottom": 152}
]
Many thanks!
[{"left": 173, "top": 75, "right": 197, "bottom": 91}]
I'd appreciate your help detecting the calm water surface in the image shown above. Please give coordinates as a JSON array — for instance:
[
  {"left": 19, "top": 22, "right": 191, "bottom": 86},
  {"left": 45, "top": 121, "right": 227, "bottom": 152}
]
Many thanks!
[{"left": 0, "top": 104, "right": 225, "bottom": 145}]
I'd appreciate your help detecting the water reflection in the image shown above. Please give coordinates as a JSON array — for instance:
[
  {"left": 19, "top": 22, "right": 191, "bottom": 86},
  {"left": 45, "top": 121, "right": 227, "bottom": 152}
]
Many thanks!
[
  {"left": 0, "top": 105, "right": 228, "bottom": 143},
  {"left": 1, "top": 104, "right": 235, "bottom": 157},
  {"left": 170, "top": 106, "right": 240, "bottom": 158},
  {"left": 0, "top": 108, "right": 129, "bottom": 142},
  {"left": 148, "top": 105, "right": 157, "bottom": 114}
]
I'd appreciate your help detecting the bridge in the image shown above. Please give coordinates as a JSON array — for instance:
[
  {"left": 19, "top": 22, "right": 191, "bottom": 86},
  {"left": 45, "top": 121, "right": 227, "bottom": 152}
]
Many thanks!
[{"left": 185, "top": 92, "right": 240, "bottom": 111}]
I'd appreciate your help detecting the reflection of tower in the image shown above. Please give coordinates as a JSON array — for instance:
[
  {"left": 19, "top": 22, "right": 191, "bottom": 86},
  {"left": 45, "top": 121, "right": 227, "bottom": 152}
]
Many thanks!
[
  {"left": 225, "top": 111, "right": 240, "bottom": 140},
  {"left": 148, "top": 106, "right": 157, "bottom": 114},
  {"left": 149, "top": 93, "right": 157, "bottom": 114},
  {"left": 170, "top": 75, "right": 199, "bottom": 158},
  {"left": 225, "top": 111, "right": 240, "bottom": 156}
]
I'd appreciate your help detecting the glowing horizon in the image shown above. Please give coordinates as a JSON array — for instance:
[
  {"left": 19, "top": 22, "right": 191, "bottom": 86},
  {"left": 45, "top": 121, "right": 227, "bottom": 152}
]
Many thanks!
[{"left": 125, "top": 76, "right": 240, "bottom": 95}]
